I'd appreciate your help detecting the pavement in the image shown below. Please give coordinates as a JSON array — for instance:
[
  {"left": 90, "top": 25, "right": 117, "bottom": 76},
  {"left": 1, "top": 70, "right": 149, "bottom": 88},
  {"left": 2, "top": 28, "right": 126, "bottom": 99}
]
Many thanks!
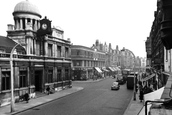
[
  {"left": 0, "top": 86, "right": 84, "bottom": 115},
  {"left": 123, "top": 91, "right": 145, "bottom": 115},
  {"left": 0, "top": 78, "right": 144, "bottom": 115}
]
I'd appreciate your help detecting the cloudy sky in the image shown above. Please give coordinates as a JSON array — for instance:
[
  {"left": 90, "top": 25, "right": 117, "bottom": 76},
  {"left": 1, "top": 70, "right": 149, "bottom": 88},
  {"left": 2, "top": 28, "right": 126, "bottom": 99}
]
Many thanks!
[{"left": 0, "top": 0, "right": 157, "bottom": 57}]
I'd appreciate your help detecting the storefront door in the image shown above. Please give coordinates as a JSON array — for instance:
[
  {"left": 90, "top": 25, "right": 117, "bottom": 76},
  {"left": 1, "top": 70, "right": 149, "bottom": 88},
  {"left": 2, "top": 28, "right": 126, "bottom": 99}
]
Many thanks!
[{"left": 34, "top": 70, "right": 42, "bottom": 91}]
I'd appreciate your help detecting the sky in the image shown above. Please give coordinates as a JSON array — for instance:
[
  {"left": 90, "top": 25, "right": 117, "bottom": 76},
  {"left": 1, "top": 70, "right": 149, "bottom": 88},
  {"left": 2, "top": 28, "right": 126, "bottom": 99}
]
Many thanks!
[{"left": 0, "top": 0, "right": 157, "bottom": 58}]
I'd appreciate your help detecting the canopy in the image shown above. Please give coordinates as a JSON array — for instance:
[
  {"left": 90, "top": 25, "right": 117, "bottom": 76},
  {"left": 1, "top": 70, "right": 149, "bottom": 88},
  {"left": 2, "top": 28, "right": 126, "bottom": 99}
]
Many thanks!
[
  {"left": 112, "top": 67, "right": 117, "bottom": 71},
  {"left": 94, "top": 67, "right": 102, "bottom": 73},
  {"left": 102, "top": 67, "right": 109, "bottom": 72},
  {"left": 108, "top": 67, "right": 115, "bottom": 72},
  {"left": 142, "top": 73, "right": 155, "bottom": 81}
]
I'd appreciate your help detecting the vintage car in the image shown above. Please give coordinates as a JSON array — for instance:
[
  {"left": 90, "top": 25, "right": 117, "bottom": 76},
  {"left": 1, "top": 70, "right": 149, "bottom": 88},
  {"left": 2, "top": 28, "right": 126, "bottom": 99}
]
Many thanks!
[
  {"left": 111, "top": 82, "right": 120, "bottom": 90},
  {"left": 116, "top": 75, "right": 125, "bottom": 85}
]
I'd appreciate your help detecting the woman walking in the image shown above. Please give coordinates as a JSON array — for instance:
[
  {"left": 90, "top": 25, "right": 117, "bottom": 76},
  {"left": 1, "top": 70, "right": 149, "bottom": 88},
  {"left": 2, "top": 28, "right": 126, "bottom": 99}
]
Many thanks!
[{"left": 139, "top": 81, "right": 144, "bottom": 102}]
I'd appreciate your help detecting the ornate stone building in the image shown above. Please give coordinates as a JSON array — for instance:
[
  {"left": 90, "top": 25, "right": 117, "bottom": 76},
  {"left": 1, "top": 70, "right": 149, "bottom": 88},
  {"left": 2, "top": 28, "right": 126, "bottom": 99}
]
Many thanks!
[{"left": 0, "top": 0, "right": 72, "bottom": 107}]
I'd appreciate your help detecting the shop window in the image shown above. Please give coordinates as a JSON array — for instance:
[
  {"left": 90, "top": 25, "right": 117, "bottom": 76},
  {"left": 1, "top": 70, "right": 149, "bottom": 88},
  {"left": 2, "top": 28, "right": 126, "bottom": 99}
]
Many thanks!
[
  {"left": 2, "top": 71, "right": 10, "bottom": 90},
  {"left": 48, "top": 70, "right": 53, "bottom": 83},
  {"left": 57, "top": 69, "right": 62, "bottom": 81},
  {"left": 20, "top": 71, "right": 27, "bottom": 87}
]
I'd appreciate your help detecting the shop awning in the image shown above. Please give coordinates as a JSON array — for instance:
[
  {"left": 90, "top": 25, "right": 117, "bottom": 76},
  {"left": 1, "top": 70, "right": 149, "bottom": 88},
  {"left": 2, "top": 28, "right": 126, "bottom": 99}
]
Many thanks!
[
  {"left": 115, "top": 67, "right": 120, "bottom": 71},
  {"left": 102, "top": 67, "right": 109, "bottom": 72},
  {"left": 94, "top": 67, "right": 102, "bottom": 73},
  {"left": 108, "top": 67, "right": 115, "bottom": 72},
  {"left": 162, "top": 72, "right": 171, "bottom": 76},
  {"left": 112, "top": 67, "right": 117, "bottom": 71},
  {"left": 142, "top": 73, "right": 155, "bottom": 81}
]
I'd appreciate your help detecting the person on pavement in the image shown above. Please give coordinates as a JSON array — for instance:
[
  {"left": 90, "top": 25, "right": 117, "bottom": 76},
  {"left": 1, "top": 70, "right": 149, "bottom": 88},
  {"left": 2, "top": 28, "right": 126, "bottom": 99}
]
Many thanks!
[
  {"left": 46, "top": 86, "right": 50, "bottom": 95},
  {"left": 138, "top": 81, "right": 144, "bottom": 102}
]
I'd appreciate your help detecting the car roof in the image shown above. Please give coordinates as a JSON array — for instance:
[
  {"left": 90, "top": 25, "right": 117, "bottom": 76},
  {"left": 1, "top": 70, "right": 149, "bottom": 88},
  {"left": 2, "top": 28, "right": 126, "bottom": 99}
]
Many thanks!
[{"left": 113, "top": 82, "right": 118, "bottom": 85}]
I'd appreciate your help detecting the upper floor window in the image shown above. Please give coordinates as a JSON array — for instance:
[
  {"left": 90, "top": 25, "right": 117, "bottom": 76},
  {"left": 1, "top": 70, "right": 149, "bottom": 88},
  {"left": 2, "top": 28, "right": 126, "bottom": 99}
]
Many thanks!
[
  {"left": 36, "top": 42, "right": 40, "bottom": 55},
  {"left": 57, "top": 45, "right": 61, "bottom": 57},
  {"left": 77, "top": 50, "right": 80, "bottom": 55},
  {"left": 48, "top": 44, "right": 53, "bottom": 57},
  {"left": 65, "top": 47, "right": 69, "bottom": 58}
]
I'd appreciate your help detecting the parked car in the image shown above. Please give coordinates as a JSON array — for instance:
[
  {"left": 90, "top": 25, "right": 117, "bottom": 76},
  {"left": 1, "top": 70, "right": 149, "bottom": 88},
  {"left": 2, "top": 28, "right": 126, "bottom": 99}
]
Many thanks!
[
  {"left": 116, "top": 78, "right": 125, "bottom": 85},
  {"left": 111, "top": 82, "right": 120, "bottom": 90},
  {"left": 116, "top": 74, "right": 125, "bottom": 85}
]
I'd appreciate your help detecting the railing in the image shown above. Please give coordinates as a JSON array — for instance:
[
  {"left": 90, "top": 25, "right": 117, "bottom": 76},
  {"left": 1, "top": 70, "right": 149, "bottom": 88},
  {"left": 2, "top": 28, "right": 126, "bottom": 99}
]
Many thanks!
[
  {"left": 145, "top": 99, "right": 172, "bottom": 115},
  {"left": 0, "top": 53, "right": 71, "bottom": 61}
]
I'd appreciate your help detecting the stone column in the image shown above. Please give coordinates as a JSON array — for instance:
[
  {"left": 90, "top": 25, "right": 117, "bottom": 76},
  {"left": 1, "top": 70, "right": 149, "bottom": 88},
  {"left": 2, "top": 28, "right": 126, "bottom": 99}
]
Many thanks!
[
  {"left": 34, "top": 20, "right": 37, "bottom": 31},
  {"left": 30, "top": 19, "right": 33, "bottom": 30},
  {"left": 38, "top": 20, "right": 40, "bottom": 29},
  {"left": 25, "top": 18, "right": 27, "bottom": 30},
  {"left": 16, "top": 18, "right": 19, "bottom": 30},
  {"left": 14, "top": 18, "right": 17, "bottom": 30},
  {"left": 20, "top": 18, "right": 23, "bottom": 30}
]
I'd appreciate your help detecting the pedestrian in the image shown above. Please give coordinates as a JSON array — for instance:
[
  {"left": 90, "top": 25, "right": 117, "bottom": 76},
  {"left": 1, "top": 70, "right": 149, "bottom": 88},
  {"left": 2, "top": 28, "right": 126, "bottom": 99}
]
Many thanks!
[
  {"left": 46, "top": 86, "right": 50, "bottom": 95},
  {"left": 138, "top": 81, "right": 143, "bottom": 102},
  {"left": 139, "top": 86, "right": 144, "bottom": 102},
  {"left": 24, "top": 93, "right": 30, "bottom": 103},
  {"left": 135, "top": 84, "right": 138, "bottom": 93}
]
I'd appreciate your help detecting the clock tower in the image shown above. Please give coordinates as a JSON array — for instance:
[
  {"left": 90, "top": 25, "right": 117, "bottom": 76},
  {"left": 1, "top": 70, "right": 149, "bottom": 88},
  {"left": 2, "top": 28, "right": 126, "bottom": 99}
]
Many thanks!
[{"left": 37, "top": 16, "right": 52, "bottom": 37}]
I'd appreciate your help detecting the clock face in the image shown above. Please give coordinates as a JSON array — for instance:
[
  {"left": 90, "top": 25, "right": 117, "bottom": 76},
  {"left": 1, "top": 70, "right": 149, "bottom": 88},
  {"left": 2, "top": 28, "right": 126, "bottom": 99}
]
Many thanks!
[{"left": 42, "top": 24, "right": 47, "bottom": 30}]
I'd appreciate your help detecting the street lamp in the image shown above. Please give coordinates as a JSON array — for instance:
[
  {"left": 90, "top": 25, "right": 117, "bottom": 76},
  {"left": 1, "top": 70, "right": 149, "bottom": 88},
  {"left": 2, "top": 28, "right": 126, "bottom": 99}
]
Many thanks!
[
  {"left": 10, "top": 42, "right": 26, "bottom": 112},
  {"left": 121, "top": 48, "right": 136, "bottom": 101}
]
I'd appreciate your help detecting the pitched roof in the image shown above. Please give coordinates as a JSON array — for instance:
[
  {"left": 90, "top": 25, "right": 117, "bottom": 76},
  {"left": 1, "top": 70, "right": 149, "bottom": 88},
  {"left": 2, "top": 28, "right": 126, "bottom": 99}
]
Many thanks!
[
  {"left": 0, "top": 35, "right": 16, "bottom": 47},
  {"left": 0, "top": 35, "right": 25, "bottom": 53}
]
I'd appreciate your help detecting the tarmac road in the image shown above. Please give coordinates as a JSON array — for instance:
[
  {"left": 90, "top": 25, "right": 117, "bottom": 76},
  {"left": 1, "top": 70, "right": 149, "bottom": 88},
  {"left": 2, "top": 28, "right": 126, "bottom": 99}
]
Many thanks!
[{"left": 17, "top": 77, "right": 133, "bottom": 115}]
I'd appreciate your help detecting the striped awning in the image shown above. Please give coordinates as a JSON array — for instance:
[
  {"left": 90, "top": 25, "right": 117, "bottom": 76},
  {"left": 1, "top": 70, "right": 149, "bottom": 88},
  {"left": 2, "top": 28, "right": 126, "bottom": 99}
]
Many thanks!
[
  {"left": 142, "top": 73, "right": 155, "bottom": 81},
  {"left": 94, "top": 67, "right": 102, "bottom": 73},
  {"left": 102, "top": 67, "right": 109, "bottom": 72},
  {"left": 108, "top": 67, "right": 115, "bottom": 72}
]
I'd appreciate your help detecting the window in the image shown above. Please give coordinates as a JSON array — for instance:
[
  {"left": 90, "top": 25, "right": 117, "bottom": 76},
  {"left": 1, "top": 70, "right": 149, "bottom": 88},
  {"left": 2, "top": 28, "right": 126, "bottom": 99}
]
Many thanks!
[
  {"left": 65, "top": 47, "right": 69, "bottom": 58},
  {"left": 48, "top": 44, "right": 53, "bottom": 57},
  {"left": 48, "top": 70, "right": 53, "bottom": 83},
  {"left": 57, "top": 46, "right": 61, "bottom": 57},
  {"left": 84, "top": 60, "right": 86, "bottom": 67},
  {"left": 20, "top": 71, "right": 27, "bottom": 87},
  {"left": 57, "top": 69, "right": 62, "bottom": 81},
  {"left": 77, "top": 50, "right": 80, "bottom": 55},
  {"left": 73, "top": 60, "right": 82, "bottom": 66},
  {"left": 2, "top": 71, "right": 10, "bottom": 90},
  {"left": 166, "top": 50, "right": 168, "bottom": 61},
  {"left": 36, "top": 42, "right": 40, "bottom": 55},
  {"left": 65, "top": 69, "right": 69, "bottom": 80}
]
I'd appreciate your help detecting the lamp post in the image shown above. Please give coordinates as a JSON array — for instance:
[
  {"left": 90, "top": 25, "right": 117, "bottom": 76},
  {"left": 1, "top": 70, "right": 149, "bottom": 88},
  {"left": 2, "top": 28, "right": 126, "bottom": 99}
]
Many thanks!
[
  {"left": 121, "top": 48, "right": 136, "bottom": 101},
  {"left": 10, "top": 43, "right": 20, "bottom": 112}
]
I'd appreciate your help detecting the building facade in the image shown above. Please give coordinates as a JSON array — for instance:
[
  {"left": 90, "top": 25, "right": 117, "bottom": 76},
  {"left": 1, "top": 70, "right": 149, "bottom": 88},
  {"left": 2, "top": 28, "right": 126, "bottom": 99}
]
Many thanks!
[
  {"left": 71, "top": 45, "right": 106, "bottom": 80},
  {"left": 146, "top": 0, "right": 164, "bottom": 71},
  {"left": 0, "top": 0, "right": 72, "bottom": 107}
]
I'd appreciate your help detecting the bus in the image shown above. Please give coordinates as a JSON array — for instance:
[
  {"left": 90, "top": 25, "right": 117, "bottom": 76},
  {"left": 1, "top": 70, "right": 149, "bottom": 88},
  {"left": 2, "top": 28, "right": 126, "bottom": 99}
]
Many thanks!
[
  {"left": 126, "top": 71, "right": 138, "bottom": 89},
  {"left": 122, "top": 69, "right": 131, "bottom": 82}
]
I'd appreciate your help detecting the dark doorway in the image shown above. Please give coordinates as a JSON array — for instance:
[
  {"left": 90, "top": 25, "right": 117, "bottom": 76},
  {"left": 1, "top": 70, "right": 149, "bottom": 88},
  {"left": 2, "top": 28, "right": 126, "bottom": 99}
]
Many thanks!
[{"left": 34, "top": 70, "right": 42, "bottom": 91}]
